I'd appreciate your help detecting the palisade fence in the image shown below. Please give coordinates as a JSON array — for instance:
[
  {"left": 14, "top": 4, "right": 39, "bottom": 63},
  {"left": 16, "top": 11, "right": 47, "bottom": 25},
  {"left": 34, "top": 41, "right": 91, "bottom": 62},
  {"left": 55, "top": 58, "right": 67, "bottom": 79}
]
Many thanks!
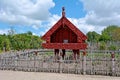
[{"left": 0, "top": 49, "right": 120, "bottom": 76}]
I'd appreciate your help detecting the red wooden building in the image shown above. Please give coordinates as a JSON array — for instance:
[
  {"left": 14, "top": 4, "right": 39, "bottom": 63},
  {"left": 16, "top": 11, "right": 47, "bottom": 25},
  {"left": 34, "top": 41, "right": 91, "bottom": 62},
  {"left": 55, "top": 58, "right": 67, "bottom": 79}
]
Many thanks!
[{"left": 42, "top": 7, "right": 87, "bottom": 59}]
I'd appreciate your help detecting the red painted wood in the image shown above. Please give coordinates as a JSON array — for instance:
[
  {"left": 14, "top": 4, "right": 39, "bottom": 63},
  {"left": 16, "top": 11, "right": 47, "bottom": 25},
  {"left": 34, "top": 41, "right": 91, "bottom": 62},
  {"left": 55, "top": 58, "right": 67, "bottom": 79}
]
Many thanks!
[
  {"left": 42, "top": 8, "right": 87, "bottom": 50},
  {"left": 42, "top": 17, "right": 87, "bottom": 42},
  {"left": 51, "top": 25, "right": 77, "bottom": 43},
  {"left": 42, "top": 43, "right": 87, "bottom": 49}
]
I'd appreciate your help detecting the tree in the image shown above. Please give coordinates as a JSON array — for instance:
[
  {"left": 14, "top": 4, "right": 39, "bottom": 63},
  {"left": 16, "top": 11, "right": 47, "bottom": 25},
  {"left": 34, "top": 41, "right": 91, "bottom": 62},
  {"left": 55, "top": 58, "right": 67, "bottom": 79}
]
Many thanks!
[
  {"left": 112, "top": 28, "right": 120, "bottom": 41},
  {"left": 108, "top": 45, "right": 117, "bottom": 50},
  {"left": 8, "top": 27, "right": 15, "bottom": 35},
  {"left": 10, "top": 32, "right": 43, "bottom": 50},
  {"left": 86, "top": 31, "right": 100, "bottom": 42},
  {"left": 99, "top": 41, "right": 107, "bottom": 50},
  {"left": 0, "top": 31, "right": 43, "bottom": 52},
  {"left": 27, "top": 31, "right": 32, "bottom": 35},
  {"left": 0, "top": 35, "right": 11, "bottom": 51},
  {"left": 100, "top": 25, "right": 119, "bottom": 41},
  {"left": 0, "top": 35, "right": 3, "bottom": 50}
]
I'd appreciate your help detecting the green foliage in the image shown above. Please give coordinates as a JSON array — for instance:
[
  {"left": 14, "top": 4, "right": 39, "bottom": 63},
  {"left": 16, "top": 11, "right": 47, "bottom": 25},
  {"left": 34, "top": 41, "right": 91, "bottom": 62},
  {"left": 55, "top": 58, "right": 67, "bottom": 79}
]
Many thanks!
[
  {"left": 99, "top": 33, "right": 110, "bottom": 41},
  {"left": 27, "top": 31, "right": 32, "bottom": 35},
  {"left": 11, "top": 33, "right": 43, "bottom": 50},
  {"left": 0, "top": 31, "right": 43, "bottom": 52},
  {"left": 100, "top": 25, "right": 119, "bottom": 41},
  {"left": 112, "top": 28, "right": 120, "bottom": 41},
  {"left": 86, "top": 25, "right": 120, "bottom": 50},
  {"left": 99, "top": 42, "right": 106, "bottom": 50},
  {"left": 0, "top": 25, "right": 120, "bottom": 52},
  {"left": 86, "top": 31, "right": 100, "bottom": 42},
  {"left": 0, "top": 35, "right": 11, "bottom": 51},
  {"left": 8, "top": 27, "right": 15, "bottom": 35},
  {"left": 108, "top": 45, "right": 117, "bottom": 50},
  {"left": 0, "top": 50, "right": 2, "bottom": 53}
]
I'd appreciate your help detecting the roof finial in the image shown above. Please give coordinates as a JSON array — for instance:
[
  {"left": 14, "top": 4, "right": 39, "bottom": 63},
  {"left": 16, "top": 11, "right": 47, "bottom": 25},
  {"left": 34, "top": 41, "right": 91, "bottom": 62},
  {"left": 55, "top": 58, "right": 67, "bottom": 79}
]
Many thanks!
[{"left": 62, "top": 7, "right": 65, "bottom": 17}]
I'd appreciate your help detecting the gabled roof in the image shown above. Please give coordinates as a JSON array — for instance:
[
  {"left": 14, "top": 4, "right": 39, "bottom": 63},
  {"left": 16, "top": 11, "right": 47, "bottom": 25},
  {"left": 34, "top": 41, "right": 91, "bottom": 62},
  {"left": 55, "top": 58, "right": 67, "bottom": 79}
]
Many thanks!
[
  {"left": 42, "top": 16, "right": 87, "bottom": 41},
  {"left": 42, "top": 7, "right": 87, "bottom": 41}
]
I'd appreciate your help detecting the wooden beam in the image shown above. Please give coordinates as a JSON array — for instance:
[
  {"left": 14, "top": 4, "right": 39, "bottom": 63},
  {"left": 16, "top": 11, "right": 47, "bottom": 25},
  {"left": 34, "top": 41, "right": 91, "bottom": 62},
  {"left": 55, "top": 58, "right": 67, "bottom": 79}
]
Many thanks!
[{"left": 42, "top": 43, "right": 87, "bottom": 49}]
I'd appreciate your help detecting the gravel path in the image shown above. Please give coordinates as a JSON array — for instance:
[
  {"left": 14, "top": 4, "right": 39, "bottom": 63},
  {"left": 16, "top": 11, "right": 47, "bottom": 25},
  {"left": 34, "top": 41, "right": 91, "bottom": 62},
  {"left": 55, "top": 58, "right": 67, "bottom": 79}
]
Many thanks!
[{"left": 0, "top": 70, "right": 120, "bottom": 80}]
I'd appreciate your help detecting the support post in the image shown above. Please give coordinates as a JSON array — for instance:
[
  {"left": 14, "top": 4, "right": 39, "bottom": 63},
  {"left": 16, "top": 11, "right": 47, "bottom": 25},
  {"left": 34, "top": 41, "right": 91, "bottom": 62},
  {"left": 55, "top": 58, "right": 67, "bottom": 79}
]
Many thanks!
[
  {"left": 73, "top": 49, "right": 77, "bottom": 60},
  {"left": 83, "top": 51, "right": 86, "bottom": 75},
  {"left": 59, "top": 49, "right": 63, "bottom": 73},
  {"left": 34, "top": 52, "right": 37, "bottom": 71},
  {"left": 59, "top": 57, "right": 62, "bottom": 73},
  {"left": 62, "top": 49, "right": 65, "bottom": 60},
  {"left": 54, "top": 49, "right": 59, "bottom": 61},
  {"left": 111, "top": 52, "right": 115, "bottom": 76},
  {"left": 77, "top": 50, "right": 80, "bottom": 60}
]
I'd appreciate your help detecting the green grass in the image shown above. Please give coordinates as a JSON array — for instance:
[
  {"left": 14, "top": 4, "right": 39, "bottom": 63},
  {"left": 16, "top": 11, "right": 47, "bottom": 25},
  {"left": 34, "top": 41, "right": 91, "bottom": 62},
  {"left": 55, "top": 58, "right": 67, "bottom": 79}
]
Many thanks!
[
  {"left": 87, "top": 52, "right": 111, "bottom": 58},
  {"left": 44, "top": 51, "right": 114, "bottom": 57},
  {"left": 115, "top": 53, "right": 120, "bottom": 58},
  {"left": 45, "top": 51, "right": 53, "bottom": 56}
]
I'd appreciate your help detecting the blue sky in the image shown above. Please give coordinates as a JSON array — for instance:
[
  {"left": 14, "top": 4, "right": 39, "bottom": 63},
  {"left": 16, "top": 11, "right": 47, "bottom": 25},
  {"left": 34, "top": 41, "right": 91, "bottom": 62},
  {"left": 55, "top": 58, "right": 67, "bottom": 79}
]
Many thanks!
[
  {"left": 0, "top": 0, "right": 120, "bottom": 36},
  {"left": 50, "top": 0, "right": 86, "bottom": 18}
]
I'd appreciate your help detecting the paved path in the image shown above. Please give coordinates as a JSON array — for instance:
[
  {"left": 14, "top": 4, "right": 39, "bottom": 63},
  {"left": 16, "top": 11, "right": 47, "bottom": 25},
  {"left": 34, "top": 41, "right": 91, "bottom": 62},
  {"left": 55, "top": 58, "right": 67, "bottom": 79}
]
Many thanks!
[{"left": 0, "top": 70, "right": 120, "bottom": 80}]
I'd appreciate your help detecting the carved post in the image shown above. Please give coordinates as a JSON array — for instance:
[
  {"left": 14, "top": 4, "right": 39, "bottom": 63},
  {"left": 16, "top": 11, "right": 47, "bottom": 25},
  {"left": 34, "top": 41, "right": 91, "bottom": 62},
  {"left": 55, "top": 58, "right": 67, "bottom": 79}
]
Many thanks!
[
  {"left": 73, "top": 49, "right": 76, "bottom": 60},
  {"left": 77, "top": 49, "right": 80, "bottom": 60},
  {"left": 62, "top": 49, "right": 65, "bottom": 60},
  {"left": 54, "top": 49, "right": 59, "bottom": 61},
  {"left": 83, "top": 50, "right": 86, "bottom": 75},
  {"left": 111, "top": 52, "right": 115, "bottom": 76}
]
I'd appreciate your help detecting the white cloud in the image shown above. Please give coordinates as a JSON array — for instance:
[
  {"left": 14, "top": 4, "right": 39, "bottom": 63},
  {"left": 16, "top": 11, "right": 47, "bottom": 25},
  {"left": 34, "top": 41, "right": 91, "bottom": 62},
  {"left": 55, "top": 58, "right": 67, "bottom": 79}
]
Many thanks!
[
  {"left": 32, "top": 32, "right": 37, "bottom": 36},
  {"left": 0, "top": 0, "right": 55, "bottom": 26},
  {"left": 40, "top": 14, "right": 60, "bottom": 34},
  {"left": 68, "top": 17, "right": 105, "bottom": 34},
  {"left": 1, "top": 0, "right": 120, "bottom": 36},
  {"left": 80, "top": 0, "right": 120, "bottom": 26},
  {"left": 32, "top": 25, "right": 40, "bottom": 30},
  {"left": 41, "top": 14, "right": 100, "bottom": 35},
  {"left": 42, "top": 0, "right": 120, "bottom": 35},
  {"left": 0, "top": 29, "right": 9, "bottom": 34}
]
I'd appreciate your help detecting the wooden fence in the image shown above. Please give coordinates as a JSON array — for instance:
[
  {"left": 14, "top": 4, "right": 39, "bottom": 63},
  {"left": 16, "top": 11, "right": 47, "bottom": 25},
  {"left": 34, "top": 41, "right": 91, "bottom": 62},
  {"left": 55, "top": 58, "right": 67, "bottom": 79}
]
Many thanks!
[{"left": 0, "top": 49, "right": 120, "bottom": 76}]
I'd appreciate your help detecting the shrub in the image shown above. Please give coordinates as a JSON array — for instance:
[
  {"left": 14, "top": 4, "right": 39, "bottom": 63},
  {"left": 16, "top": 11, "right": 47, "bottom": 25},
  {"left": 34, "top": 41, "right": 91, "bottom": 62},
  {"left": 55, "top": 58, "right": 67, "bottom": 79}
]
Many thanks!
[{"left": 108, "top": 45, "right": 117, "bottom": 50}]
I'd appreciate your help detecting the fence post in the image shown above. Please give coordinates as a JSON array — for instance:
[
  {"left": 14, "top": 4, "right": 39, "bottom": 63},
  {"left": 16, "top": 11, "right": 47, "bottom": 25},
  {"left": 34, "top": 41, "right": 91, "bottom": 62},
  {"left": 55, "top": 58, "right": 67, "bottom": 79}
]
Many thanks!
[
  {"left": 111, "top": 52, "right": 115, "bottom": 76},
  {"left": 59, "top": 56, "right": 63, "bottom": 73},
  {"left": 34, "top": 53, "right": 37, "bottom": 72},
  {"left": 83, "top": 51, "right": 86, "bottom": 75}
]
